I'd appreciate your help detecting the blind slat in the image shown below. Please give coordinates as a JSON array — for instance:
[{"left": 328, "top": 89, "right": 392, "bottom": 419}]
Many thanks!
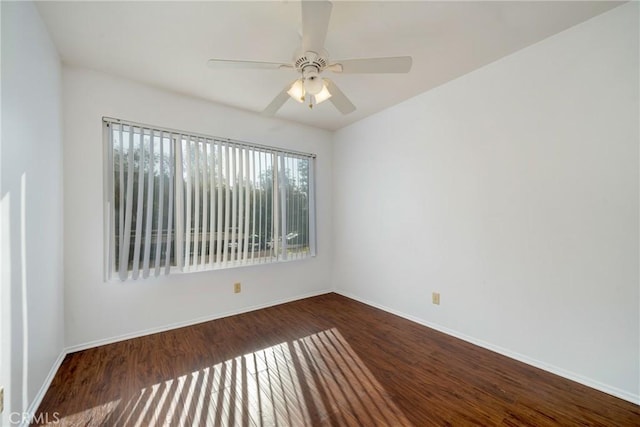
[
  {"left": 237, "top": 147, "right": 245, "bottom": 262},
  {"left": 209, "top": 143, "right": 216, "bottom": 266},
  {"left": 290, "top": 156, "right": 296, "bottom": 260},
  {"left": 174, "top": 134, "right": 184, "bottom": 270},
  {"left": 106, "top": 125, "right": 115, "bottom": 278},
  {"left": 216, "top": 144, "right": 224, "bottom": 265},
  {"left": 184, "top": 137, "right": 192, "bottom": 269},
  {"left": 201, "top": 140, "right": 209, "bottom": 268},
  {"left": 222, "top": 144, "right": 231, "bottom": 265},
  {"left": 154, "top": 131, "right": 165, "bottom": 276},
  {"left": 258, "top": 152, "right": 265, "bottom": 262},
  {"left": 251, "top": 152, "right": 257, "bottom": 262},
  {"left": 117, "top": 125, "right": 125, "bottom": 276},
  {"left": 279, "top": 154, "right": 288, "bottom": 259},
  {"left": 165, "top": 134, "right": 176, "bottom": 274},
  {"left": 242, "top": 148, "right": 251, "bottom": 262},
  {"left": 131, "top": 128, "right": 146, "bottom": 279},
  {"left": 193, "top": 139, "right": 201, "bottom": 268},
  {"left": 119, "top": 127, "right": 136, "bottom": 280},
  {"left": 142, "top": 130, "right": 155, "bottom": 278},
  {"left": 309, "top": 157, "right": 317, "bottom": 257},
  {"left": 269, "top": 154, "right": 276, "bottom": 260}
]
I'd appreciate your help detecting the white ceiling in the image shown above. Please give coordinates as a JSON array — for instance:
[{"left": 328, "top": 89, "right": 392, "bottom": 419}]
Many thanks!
[{"left": 36, "top": 1, "right": 622, "bottom": 131}]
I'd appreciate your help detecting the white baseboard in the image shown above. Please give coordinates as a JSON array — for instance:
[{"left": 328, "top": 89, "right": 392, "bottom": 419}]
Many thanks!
[
  {"left": 335, "top": 290, "right": 640, "bottom": 406},
  {"left": 21, "top": 350, "right": 66, "bottom": 427},
  {"left": 65, "top": 289, "right": 332, "bottom": 354}
]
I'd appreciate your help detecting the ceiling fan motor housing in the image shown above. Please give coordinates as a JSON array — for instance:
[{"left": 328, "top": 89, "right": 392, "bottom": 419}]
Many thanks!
[
  {"left": 295, "top": 50, "right": 329, "bottom": 95},
  {"left": 294, "top": 50, "right": 328, "bottom": 73}
]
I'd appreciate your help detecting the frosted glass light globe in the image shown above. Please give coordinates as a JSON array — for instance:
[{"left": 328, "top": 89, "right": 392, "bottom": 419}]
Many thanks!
[{"left": 304, "top": 75, "right": 323, "bottom": 95}]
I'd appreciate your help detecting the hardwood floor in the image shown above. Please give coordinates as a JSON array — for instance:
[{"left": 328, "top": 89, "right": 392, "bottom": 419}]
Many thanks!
[{"left": 34, "top": 293, "right": 639, "bottom": 426}]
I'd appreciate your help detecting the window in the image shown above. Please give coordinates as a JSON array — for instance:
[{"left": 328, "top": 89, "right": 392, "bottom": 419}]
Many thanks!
[{"left": 103, "top": 118, "right": 316, "bottom": 281}]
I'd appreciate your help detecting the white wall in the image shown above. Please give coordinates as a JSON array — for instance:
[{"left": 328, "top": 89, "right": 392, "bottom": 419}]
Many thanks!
[
  {"left": 333, "top": 2, "right": 639, "bottom": 402},
  {"left": 1, "top": 2, "right": 65, "bottom": 424},
  {"left": 63, "top": 67, "right": 333, "bottom": 349}
]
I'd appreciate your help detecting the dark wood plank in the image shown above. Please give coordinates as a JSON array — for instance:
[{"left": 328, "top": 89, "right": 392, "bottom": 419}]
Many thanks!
[{"left": 33, "top": 293, "right": 639, "bottom": 426}]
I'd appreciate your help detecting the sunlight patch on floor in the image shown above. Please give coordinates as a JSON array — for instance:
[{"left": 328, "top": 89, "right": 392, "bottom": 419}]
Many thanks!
[{"left": 54, "top": 328, "right": 412, "bottom": 426}]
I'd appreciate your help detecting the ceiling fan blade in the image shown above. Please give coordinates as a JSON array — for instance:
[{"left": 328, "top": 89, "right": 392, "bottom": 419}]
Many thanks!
[
  {"left": 262, "top": 81, "right": 297, "bottom": 116},
  {"left": 207, "top": 59, "right": 292, "bottom": 70},
  {"left": 324, "top": 79, "right": 356, "bottom": 114},
  {"left": 301, "top": 0, "right": 332, "bottom": 52},
  {"left": 330, "top": 56, "right": 413, "bottom": 74}
]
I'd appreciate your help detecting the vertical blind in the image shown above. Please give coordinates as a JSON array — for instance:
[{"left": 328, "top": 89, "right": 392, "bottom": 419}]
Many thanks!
[{"left": 104, "top": 118, "right": 316, "bottom": 281}]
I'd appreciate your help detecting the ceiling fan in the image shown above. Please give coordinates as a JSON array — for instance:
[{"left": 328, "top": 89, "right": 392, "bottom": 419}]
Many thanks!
[{"left": 207, "top": 0, "right": 412, "bottom": 115}]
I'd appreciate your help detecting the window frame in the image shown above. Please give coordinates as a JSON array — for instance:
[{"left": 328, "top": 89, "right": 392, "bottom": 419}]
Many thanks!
[{"left": 103, "top": 117, "right": 317, "bottom": 281}]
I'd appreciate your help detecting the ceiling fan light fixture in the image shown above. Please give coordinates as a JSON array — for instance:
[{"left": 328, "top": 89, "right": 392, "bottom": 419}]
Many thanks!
[
  {"left": 314, "top": 83, "right": 332, "bottom": 104},
  {"left": 287, "top": 79, "right": 305, "bottom": 103}
]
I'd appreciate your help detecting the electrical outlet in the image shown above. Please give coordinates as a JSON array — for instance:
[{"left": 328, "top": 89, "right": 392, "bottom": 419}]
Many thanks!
[
  {"left": 234, "top": 282, "right": 241, "bottom": 293},
  {"left": 432, "top": 292, "right": 440, "bottom": 305}
]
